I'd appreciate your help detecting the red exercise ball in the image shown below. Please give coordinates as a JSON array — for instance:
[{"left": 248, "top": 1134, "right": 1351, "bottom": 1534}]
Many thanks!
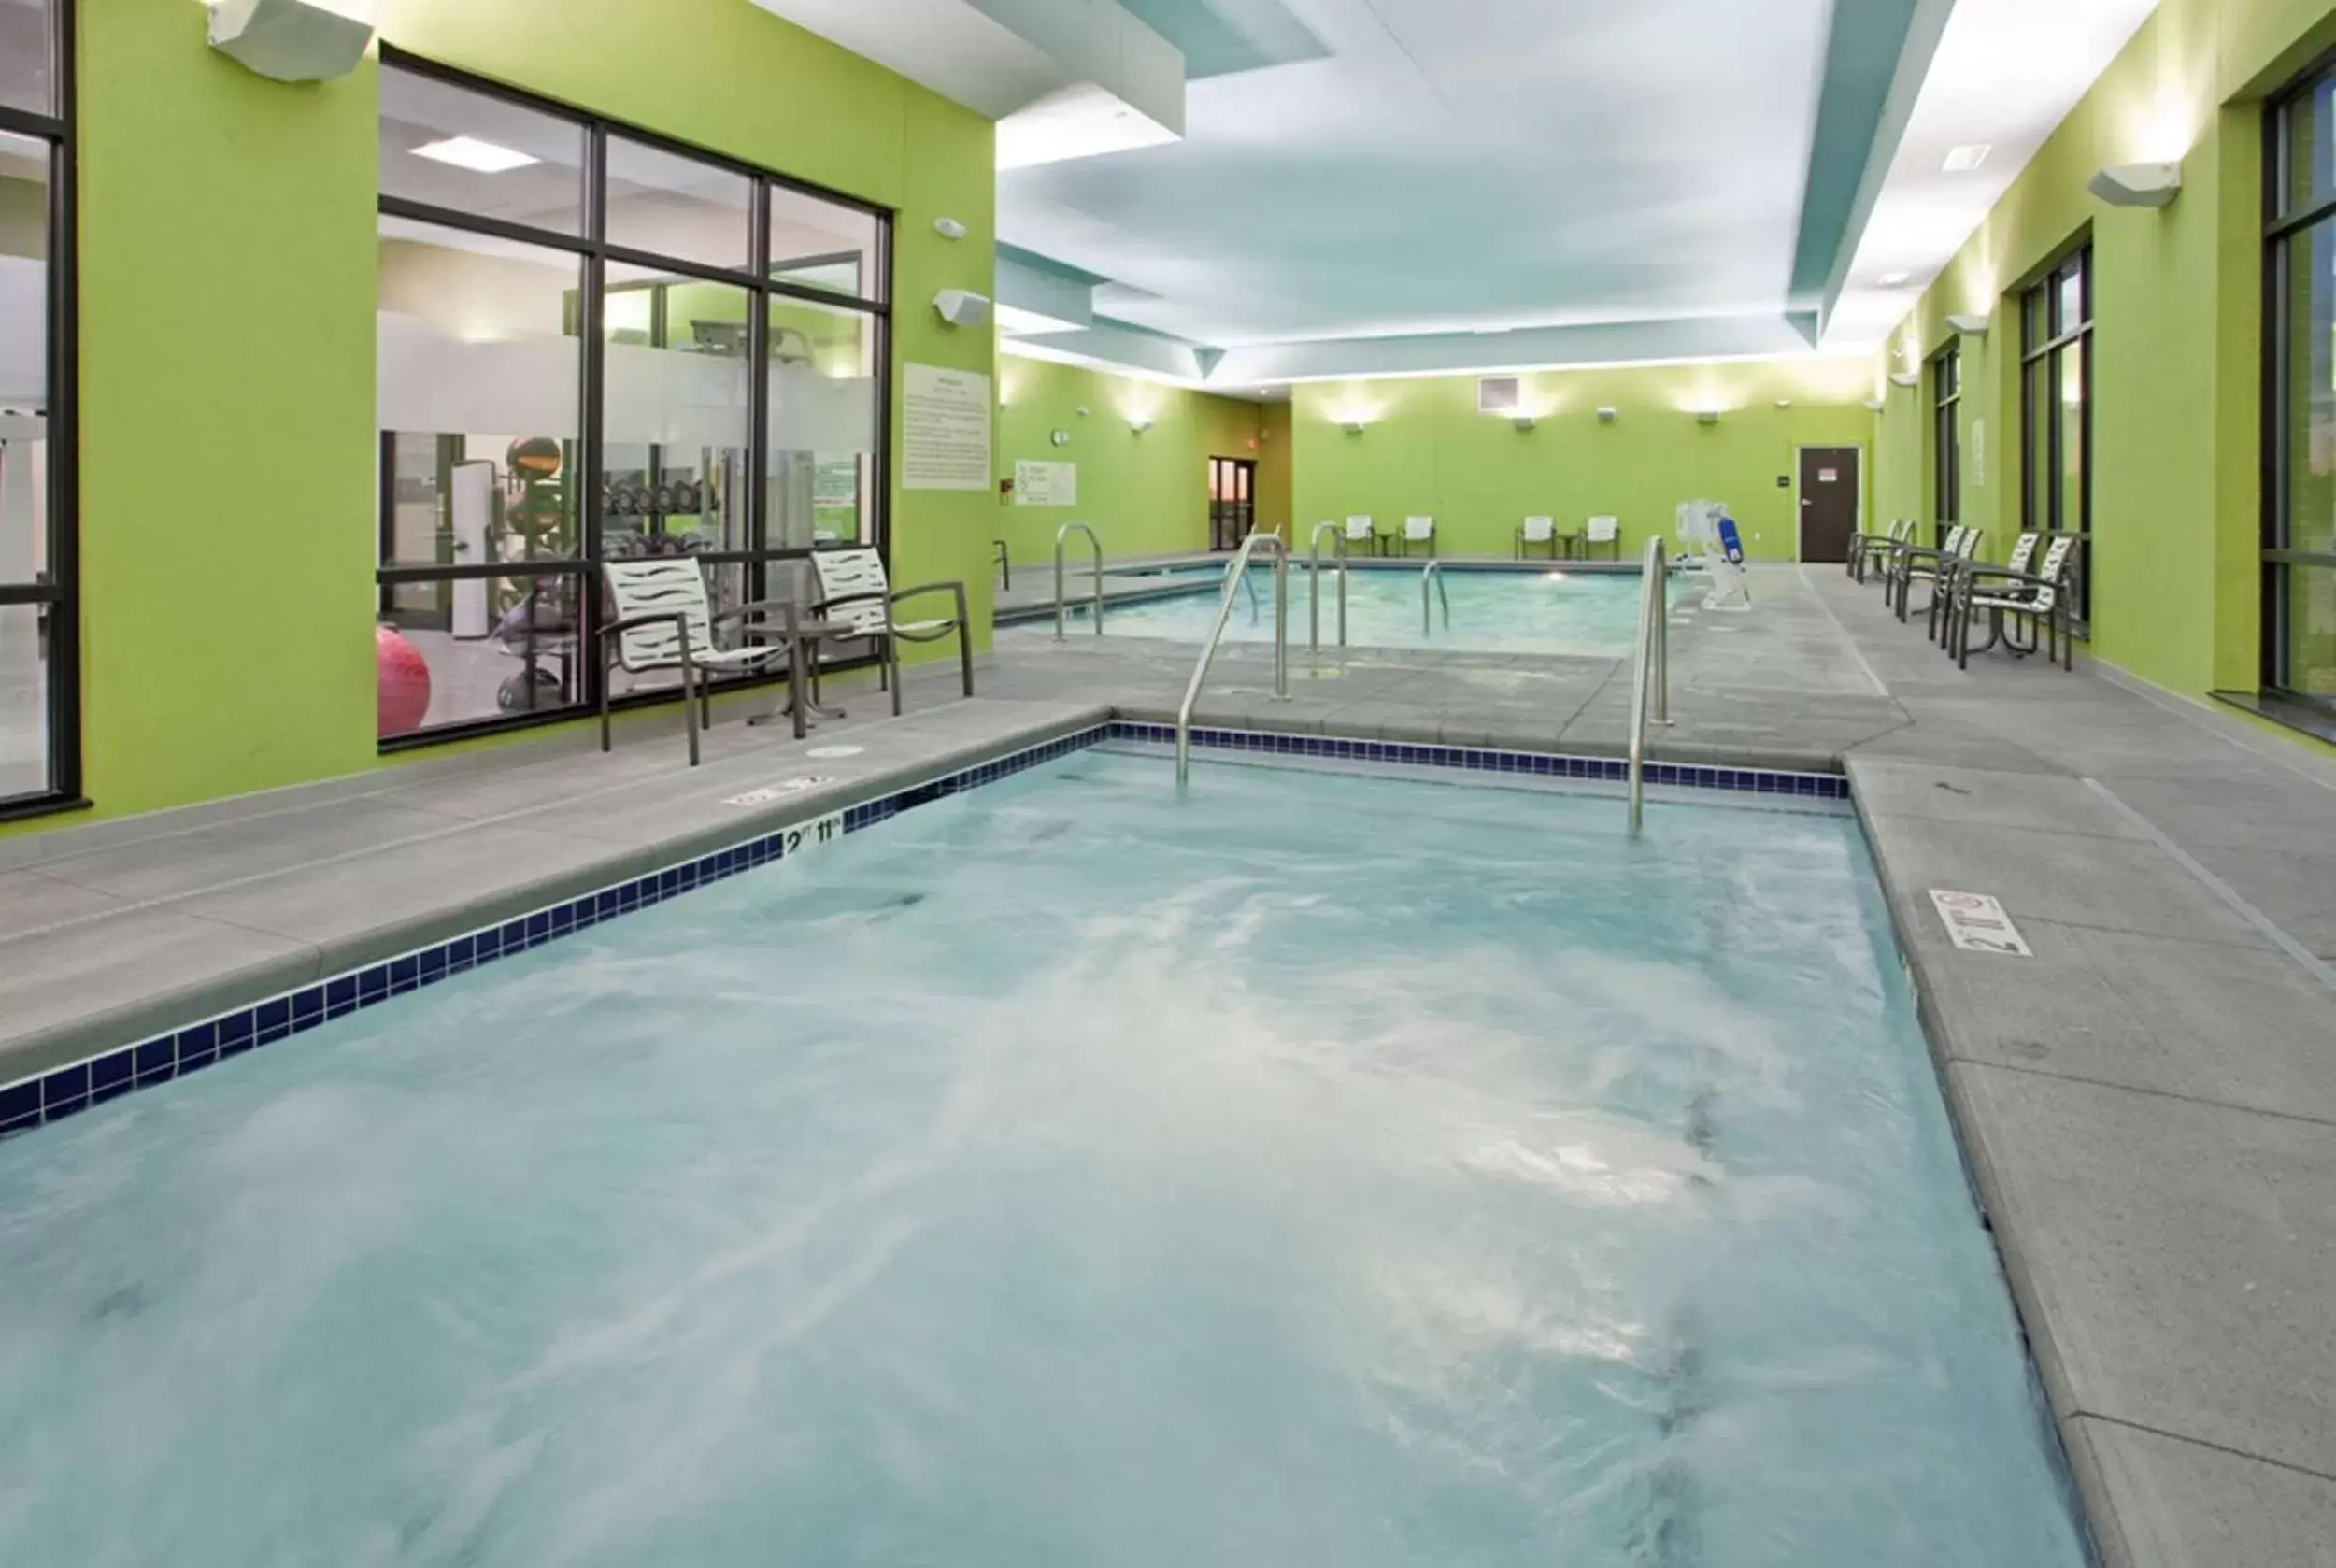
[{"left": 376, "top": 624, "right": 433, "bottom": 736}]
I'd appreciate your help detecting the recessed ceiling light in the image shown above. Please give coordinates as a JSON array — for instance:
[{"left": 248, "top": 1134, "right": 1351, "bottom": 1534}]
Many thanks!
[
  {"left": 411, "top": 136, "right": 539, "bottom": 174},
  {"left": 1879, "top": 271, "right": 1911, "bottom": 286},
  {"left": 1943, "top": 144, "right": 1992, "bottom": 174}
]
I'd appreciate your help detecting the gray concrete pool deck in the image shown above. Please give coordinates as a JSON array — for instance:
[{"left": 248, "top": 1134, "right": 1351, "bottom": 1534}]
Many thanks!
[{"left": 1, "top": 562, "right": 2330, "bottom": 1565}]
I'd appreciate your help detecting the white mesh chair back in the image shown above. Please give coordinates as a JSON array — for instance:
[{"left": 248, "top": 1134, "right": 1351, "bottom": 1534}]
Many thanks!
[
  {"left": 603, "top": 559, "right": 712, "bottom": 671},
  {"left": 1404, "top": 516, "right": 1433, "bottom": 541},
  {"left": 1522, "top": 516, "right": 1554, "bottom": 543},
  {"left": 813, "top": 548, "right": 891, "bottom": 636},
  {"left": 2030, "top": 536, "right": 2077, "bottom": 611},
  {"left": 1952, "top": 526, "right": 1981, "bottom": 559},
  {"left": 1587, "top": 516, "right": 1618, "bottom": 544},
  {"left": 1345, "top": 516, "right": 1373, "bottom": 541},
  {"left": 2004, "top": 532, "right": 2039, "bottom": 576}
]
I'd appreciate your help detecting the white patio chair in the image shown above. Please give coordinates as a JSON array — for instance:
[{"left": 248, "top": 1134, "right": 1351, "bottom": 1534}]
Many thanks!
[
  {"left": 1851, "top": 519, "right": 1911, "bottom": 584},
  {"left": 1585, "top": 516, "right": 1619, "bottom": 561},
  {"left": 808, "top": 548, "right": 973, "bottom": 718},
  {"left": 1933, "top": 531, "right": 2037, "bottom": 645},
  {"left": 599, "top": 558, "right": 796, "bottom": 766},
  {"left": 1893, "top": 524, "right": 1977, "bottom": 623},
  {"left": 1402, "top": 516, "right": 1436, "bottom": 557},
  {"left": 1950, "top": 535, "right": 2078, "bottom": 670},
  {"left": 1345, "top": 516, "right": 1376, "bottom": 556},
  {"left": 1517, "top": 516, "right": 1557, "bottom": 560}
]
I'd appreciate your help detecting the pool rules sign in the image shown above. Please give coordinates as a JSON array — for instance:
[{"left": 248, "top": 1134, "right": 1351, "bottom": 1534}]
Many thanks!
[{"left": 901, "top": 363, "right": 991, "bottom": 491}]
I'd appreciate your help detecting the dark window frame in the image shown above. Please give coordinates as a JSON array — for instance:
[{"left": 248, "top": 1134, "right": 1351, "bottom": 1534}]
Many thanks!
[
  {"left": 2019, "top": 244, "right": 2094, "bottom": 626},
  {"left": 373, "top": 48, "right": 895, "bottom": 752},
  {"left": 1930, "top": 344, "right": 1961, "bottom": 549},
  {"left": 0, "top": 0, "right": 81, "bottom": 823},
  {"left": 2260, "top": 56, "right": 2336, "bottom": 727}
]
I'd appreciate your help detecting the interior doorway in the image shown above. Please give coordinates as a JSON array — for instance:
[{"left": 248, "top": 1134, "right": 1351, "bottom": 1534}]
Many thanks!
[
  {"left": 1208, "top": 457, "right": 1255, "bottom": 551},
  {"left": 1797, "top": 446, "right": 1861, "bottom": 563}
]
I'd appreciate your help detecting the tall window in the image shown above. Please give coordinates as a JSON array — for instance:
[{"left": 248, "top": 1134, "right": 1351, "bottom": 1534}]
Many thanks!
[
  {"left": 1931, "top": 345, "right": 1961, "bottom": 549},
  {"left": 2020, "top": 248, "right": 2092, "bottom": 623},
  {"left": 374, "top": 53, "right": 890, "bottom": 746},
  {"left": 0, "top": 0, "right": 74, "bottom": 818},
  {"left": 2265, "top": 64, "right": 2336, "bottom": 726}
]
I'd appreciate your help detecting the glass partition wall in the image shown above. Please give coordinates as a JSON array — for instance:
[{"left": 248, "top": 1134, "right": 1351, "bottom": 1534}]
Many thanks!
[
  {"left": 0, "top": 0, "right": 74, "bottom": 818},
  {"left": 2265, "top": 64, "right": 2336, "bottom": 728},
  {"left": 374, "top": 52, "right": 890, "bottom": 745}
]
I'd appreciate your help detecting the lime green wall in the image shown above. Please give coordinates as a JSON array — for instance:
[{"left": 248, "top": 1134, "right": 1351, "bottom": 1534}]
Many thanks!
[
  {"left": 1870, "top": 0, "right": 2336, "bottom": 734},
  {"left": 7, "top": 0, "right": 995, "bottom": 839},
  {"left": 1292, "top": 360, "right": 1876, "bottom": 560},
  {"left": 1256, "top": 401, "right": 1292, "bottom": 537},
  {"left": 991, "top": 355, "right": 1261, "bottom": 563},
  {"left": 70, "top": 0, "right": 379, "bottom": 823}
]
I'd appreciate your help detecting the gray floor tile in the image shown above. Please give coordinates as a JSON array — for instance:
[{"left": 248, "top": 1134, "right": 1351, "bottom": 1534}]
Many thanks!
[
  {"left": 0, "top": 868, "right": 126, "bottom": 942},
  {"left": 2066, "top": 1417, "right": 2336, "bottom": 1568},
  {"left": 33, "top": 799, "right": 466, "bottom": 903},
  {"left": 1846, "top": 760, "right": 2144, "bottom": 837},
  {"left": 0, "top": 908, "right": 320, "bottom": 1081},
  {"left": 1916, "top": 917, "right": 2336, "bottom": 1122},
  {"left": 1950, "top": 1063, "right": 2336, "bottom": 1479}
]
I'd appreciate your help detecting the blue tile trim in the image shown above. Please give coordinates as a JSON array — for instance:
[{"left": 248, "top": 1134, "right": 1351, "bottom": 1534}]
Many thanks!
[
  {"left": 1104, "top": 720, "right": 1848, "bottom": 801},
  {"left": 0, "top": 724, "right": 1114, "bottom": 1143},
  {"left": 0, "top": 720, "right": 1842, "bottom": 1144}
]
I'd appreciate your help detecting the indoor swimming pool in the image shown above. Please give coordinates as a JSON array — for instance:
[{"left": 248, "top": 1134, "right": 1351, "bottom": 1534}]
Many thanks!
[
  {"left": 1018, "top": 563, "right": 1669, "bottom": 656},
  {"left": 0, "top": 748, "right": 2087, "bottom": 1567}
]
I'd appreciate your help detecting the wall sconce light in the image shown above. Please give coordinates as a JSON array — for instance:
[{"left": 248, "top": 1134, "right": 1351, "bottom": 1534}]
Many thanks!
[
  {"left": 1513, "top": 414, "right": 1537, "bottom": 431},
  {"left": 1773, "top": 398, "right": 1792, "bottom": 409},
  {"left": 1696, "top": 410, "right": 1722, "bottom": 425},
  {"left": 2089, "top": 161, "right": 2182, "bottom": 208},
  {"left": 1888, "top": 371, "right": 1919, "bottom": 389},
  {"left": 1341, "top": 420, "right": 1369, "bottom": 435},
  {"left": 1596, "top": 407, "right": 1618, "bottom": 423},
  {"left": 207, "top": 0, "right": 375, "bottom": 81},
  {"left": 1129, "top": 416, "right": 1152, "bottom": 434},
  {"left": 1947, "top": 313, "right": 1990, "bottom": 336},
  {"left": 933, "top": 217, "right": 968, "bottom": 240},
  {"left": 1862, "top": 397, "right": 1887, "bottom": 412}
]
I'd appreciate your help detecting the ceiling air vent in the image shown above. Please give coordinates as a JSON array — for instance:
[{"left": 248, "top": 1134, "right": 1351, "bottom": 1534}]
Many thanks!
[{"left": 1477, "top": 376, "right": 1522, "bottom": 415}]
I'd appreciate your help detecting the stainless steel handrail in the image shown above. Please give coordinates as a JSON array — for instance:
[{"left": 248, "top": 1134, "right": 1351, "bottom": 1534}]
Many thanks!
[
  {"left": 1175, "top": 533, "right": 1291, "bottom": 787},
  {"left": 1627, "top": 536, "right": 1671, "bottom": 834},
  {"left": 1421, "top": 559, "right": 1450, "bottom": 636},
  {"left": 1307, "top": 520, "right": 1348, "bottom": 652},
  {"left": 1052, "top": 521, "right": 1103, "bottom": 642}
]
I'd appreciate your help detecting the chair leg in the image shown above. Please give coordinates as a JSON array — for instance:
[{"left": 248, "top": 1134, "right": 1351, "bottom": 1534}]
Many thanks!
[
  {"left": 682, "top": 660, "right": 701, "bottom": 767},
  {"left": 888, "top": 635, "right": 904, "bottom": 717},
  {"left": 599, "top": 677, "right": 611, "bottom": 752}
]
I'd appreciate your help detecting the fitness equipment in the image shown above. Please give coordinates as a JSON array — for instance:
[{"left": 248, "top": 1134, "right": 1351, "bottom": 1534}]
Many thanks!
[{"left": 376, "top": 624, "right": 432, "bottom": 734}]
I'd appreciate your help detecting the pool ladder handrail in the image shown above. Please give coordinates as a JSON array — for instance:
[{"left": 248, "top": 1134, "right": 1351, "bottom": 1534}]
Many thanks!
[
  {"left": 1421, "top": 558, "right": 1450, "bottom": 636},
  {"left": 1307, "top": 520, "right": 1348, "bottom": 652},
  {"left": 1627, "top": 535, "right": 1672, "bottom": 835},
  {"left": 1175, "top": 532, "right": 1291, "bottom": 787},
  {"left": 1052, "top": 520, "right": 1104, "bottom": 642}
]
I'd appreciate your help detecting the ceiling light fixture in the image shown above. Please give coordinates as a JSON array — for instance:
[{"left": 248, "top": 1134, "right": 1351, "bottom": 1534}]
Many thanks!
[
  {"left": 411, "top": 136, "right": 540, "bottom": 174},
  {"left": 1943, "top": 144, "right": 1992, "bottom": 174}
]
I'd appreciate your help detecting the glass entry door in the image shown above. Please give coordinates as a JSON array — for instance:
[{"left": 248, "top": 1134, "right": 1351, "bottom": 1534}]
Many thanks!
[{"left": 1207, "top": 457, "right": 1255, "bottom": 551}]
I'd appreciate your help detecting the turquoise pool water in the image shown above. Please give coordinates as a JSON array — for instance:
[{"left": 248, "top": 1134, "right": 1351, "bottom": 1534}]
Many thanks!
[
  {"left": 1019, "top": 564, "right": 1664, "bottom": 656},
  {"left": 0, "top": 751, "right": 2087, "bottom": 1567}
]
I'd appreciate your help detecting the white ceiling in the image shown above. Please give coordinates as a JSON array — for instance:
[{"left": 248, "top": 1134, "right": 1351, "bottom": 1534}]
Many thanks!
[
  {"left": 760, "top": 0, "right": 2164, "bottom": 383},
  {"left": 1004, "top": 0, "right": 1834, "bottom": 349}
]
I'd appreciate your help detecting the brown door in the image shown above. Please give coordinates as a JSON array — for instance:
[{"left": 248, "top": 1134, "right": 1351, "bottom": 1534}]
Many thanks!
[
  {"left": 1798, "top": 447, "right": 1860, "bottom": 563},
  {"left": 1207, "top": 457, "right": 1255, "bottom": 550}
]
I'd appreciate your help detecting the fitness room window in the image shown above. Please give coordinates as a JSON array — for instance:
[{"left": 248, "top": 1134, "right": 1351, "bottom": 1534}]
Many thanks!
[
  {"left": 0, "top": 0, "right": 74, "bottom": 819},
  {"left": 2019, "top": 246, "right": 2093, "bottom": 626},
  {"left": 373, "top": 53, "right": 890, "bottom": 746},
  {"left": 1931, "top": 345, "right": 1961, "bottom": 549},
  {"left": 2262, "top": 63, "right": 2336, "bottom": 731}
]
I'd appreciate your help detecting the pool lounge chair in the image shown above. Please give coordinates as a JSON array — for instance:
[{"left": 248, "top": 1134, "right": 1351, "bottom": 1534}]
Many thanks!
[
  {"left": 599, "top": 557, "right": 797, "bottom": 766},
  {"left": 1890, "top": 524, "right": 1976, "bottom": 622},
  {"left": 1947, "top": 535, "right": 2078, "bottom": 670},
  {"left": 1851, "top": 519, "right": 1911, "bottom": 584},
  {"left": 1401, "top": 516, "right": 1436, "bottom": 557},
  {"left": 809, "top": 547, "right": 974, "bottom": 719},
  {"left": 1517, "top": 516, "right": 1558, "bottom": 559}
]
